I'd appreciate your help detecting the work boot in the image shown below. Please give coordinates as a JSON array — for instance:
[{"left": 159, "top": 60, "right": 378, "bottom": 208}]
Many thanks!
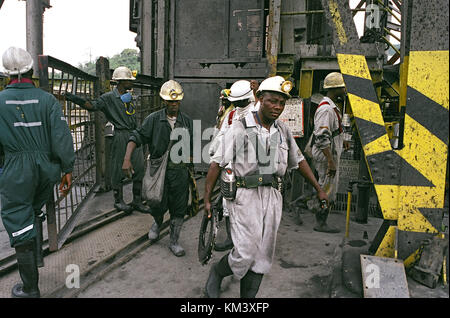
[
  {"left": 313, "top": 206, "right": 340, "bottom": 233},
  {"left": 113, "top": 187, "right": 133, "bottom": 214},
  {"left": 240, "top": 270, "right": 264, "bottom": 298},
  {"left": 131, "top": 181, "right": 152, "bottom": 214},
  {"left": 214, "top": 217, "right": 233, "bottom": 251},
  {"left": 148, "top": 216, "right": 163, "bottom": 241},
  {"left": 205, "top": 253, "right": 233, "bottom": 298},
  {"left": 169, "top": 217, "right": 185, "bottom": 257},
  {"left": 12, "top": 242, "right": 40, "bottom": 298},
  {"left": 34, "top": 212, "right": 45, "bottom": 267}
]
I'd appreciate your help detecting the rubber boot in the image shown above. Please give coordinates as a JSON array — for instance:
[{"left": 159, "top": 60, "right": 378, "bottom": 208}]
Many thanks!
[
  {"left": 205, "top": 253, "right": 233, "bottom": 298},
  {"left": 113, "top": 187, "right": 133, "bottom": 214},
  {"left": 148, "top": 215, "right": 163, "bottom": 241},
  {"left": 131, "top": 181, "right": 152, "bottom": 214},
  {"left": 214, "top": 217, "right": 233, "bottom": 251},
  {"left": 313, "top": 206, "right": 340, "bottom": 233},
  {"left": 34, "top": 211, "right": 45, "bottom": 268},
  {"left": 169, "top": 217, "right": 186, "bottom": 257},
  {"left": 240, "top": 270, "right": 264, "bottom": 298},
  {"left": 12, "top": 241, "right": 40, "bottom": 298}
]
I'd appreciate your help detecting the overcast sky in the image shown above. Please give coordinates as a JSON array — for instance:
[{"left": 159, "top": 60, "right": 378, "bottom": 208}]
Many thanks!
[{"left": 0, "top": 0, "right": 137, "bottom": 71}]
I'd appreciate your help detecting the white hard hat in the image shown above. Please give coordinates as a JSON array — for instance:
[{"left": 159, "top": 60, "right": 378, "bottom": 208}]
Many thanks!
[
  {"left": 2, "top": 47, "right": 34, "bottom": 76},
  {"left": 323, "top": 72, "right": 345, "bottom": 89},
  {"left": 256, "top": 75, "right": 292, "bottom": 98},
  {"left": 228, "top": 80, "right": 254, "bottom": 102},
  {"left": 160, "top": 80, "right": 184, "bottom": 101},
  {"left": 112, "top": 66, "right": 136, "bottom": 81}
]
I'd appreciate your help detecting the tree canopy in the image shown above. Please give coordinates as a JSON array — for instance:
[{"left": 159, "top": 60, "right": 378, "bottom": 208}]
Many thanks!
[{"left": 79, "top": 48, "right": 140, "bottom": 76}]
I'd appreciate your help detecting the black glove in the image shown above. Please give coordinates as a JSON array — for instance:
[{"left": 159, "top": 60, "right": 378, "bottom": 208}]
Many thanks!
[{"left": 64, "top": 92, "right": 87, "bottom": 107}]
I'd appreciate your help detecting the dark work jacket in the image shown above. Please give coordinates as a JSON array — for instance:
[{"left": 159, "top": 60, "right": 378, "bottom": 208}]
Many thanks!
[
  {"left": 129, "top": 108, "right": 193, "bottom": 160},
  {"left": 91, "top": 87, "right": 137, "bottom": 131}
]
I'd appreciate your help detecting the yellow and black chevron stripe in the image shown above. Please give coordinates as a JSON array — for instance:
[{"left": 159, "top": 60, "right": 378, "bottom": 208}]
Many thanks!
[{"left": 322, "top": 0, "right": 449, "bottom": 267}]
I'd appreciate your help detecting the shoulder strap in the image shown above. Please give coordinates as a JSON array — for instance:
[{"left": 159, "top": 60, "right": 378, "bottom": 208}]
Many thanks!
[
  {"left": 228, "top": 110, "right": 236, "bottom": 125},
  {"left": 317, "top": 101, "right": 343, "bottom": 134}
]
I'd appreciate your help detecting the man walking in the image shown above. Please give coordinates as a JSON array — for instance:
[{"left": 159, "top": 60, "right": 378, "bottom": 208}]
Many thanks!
[
  {"left": 203, "top": 76, "right": 328, "bottom": 298},
  {"left": 122, "top": 80, "right": 193, "bottom": 257},
  {"left": 0, "top": 47, "right": 75, "bottom": 298},
  {"left": 311, "top": 72, "right": 349, "bottom": 233}
]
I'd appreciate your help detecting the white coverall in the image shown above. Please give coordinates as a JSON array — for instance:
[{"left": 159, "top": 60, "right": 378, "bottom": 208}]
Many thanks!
[
  {"left": 211, "top": 111, "right": 304, "bottom": 279},
  {"left": 311, "top": 97, "right": 344, "bottom": 202}
]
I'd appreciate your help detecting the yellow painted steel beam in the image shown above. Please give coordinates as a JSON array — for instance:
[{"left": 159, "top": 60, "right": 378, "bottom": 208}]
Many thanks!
[{"left": 299, "top": 70, "right": 314, "bottom": 99}]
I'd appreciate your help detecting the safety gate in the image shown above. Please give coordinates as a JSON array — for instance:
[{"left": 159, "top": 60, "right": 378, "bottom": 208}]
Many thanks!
[{"left": 38, "top": 55, "right": 99, "bottom": 251}]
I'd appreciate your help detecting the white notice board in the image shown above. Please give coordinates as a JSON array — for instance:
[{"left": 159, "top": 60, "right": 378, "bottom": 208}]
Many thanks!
[{"left": 278, "top": 98, "right": 304, "bottom": 138}]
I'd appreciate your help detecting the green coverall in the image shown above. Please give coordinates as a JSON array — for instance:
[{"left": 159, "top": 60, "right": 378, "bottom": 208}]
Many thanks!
[
  {"left": 0, "top": 82, "right": 75, "bottom": 247},
  {"left": 89, "top": 88, "right": 145, "bottom": 188}
]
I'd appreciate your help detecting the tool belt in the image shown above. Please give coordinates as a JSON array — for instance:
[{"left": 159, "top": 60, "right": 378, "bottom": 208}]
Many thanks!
[{"left": 236, "top": 174, "right": 283, "bottom": 191}]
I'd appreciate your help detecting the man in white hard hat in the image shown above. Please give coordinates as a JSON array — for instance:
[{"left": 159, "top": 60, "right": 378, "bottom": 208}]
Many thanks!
[
  {"left": 0, "top": 47, "right": 75, "bottom": 297},
  {"left": 310, "top": 71, "right": 349, "bottom": 233},
  {"left": 64, "top": 66, "right": 150, "bottom": 215},
  {"left": 203, "top": 75, "right": 328, "bottom": 298},
  {"left": 122, "top": 80, "right": 193, "bottom": 257}
]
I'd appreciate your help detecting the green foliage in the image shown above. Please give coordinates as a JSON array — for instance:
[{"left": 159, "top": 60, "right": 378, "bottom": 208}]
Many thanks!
[{"left": 78, "top": 48, "right": 140, "bottom": 76}]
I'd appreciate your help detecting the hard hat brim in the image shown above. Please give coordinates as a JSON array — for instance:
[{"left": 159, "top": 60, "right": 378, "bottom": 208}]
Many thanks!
[
  {"left": 160, "top": 92, "right": 184, "bottom": 101},
  {"left": 256, "top": 89, "right": 291, "bottom": 99},
  {"left": 323, "top": 84, "right": 346, "bottom": 89}
]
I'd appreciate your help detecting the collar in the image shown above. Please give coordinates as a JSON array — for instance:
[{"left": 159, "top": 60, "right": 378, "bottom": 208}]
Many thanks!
[
  {"left": 322, "top": 96, "right": 342, "bottom": 112},
  {"left": 243, "top": 111, "right": 279, "bottom": 130},
  {"left": 9, "top": 78, "right": 34, "bottom": 85},
  {"left": 112, "top": 87, "right": 121, "bottom": 98},
  {"left": 6, "top": 82, "right": 35, "bottom": 89},
  {"left": 159, "top": 108, "right": 183, "bottom": 124}
]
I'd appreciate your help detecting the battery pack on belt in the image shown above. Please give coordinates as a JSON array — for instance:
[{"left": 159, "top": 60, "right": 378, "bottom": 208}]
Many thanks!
[{"left": 236, "top": 174, "right": 282, "bottom": 190}]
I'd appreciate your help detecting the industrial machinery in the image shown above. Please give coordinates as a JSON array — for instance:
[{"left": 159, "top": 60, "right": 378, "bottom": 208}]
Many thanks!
[{"left": 129, "top": 0, "right": 449, "bottom": 276}]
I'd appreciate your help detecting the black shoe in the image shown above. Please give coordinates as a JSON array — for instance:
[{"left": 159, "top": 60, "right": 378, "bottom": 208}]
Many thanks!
[
  {"left": 313, "top": 223, "right": 340, "bottom": 233},
  {"left": 240, "top": 270, "right": 263, "bottom": 298},
  {"left": 205, "top": 254, "right": 233, "bottom": 298},
  {"left": 11, "top": 283, "right": 40, "bottom": 298},
  {"left": 114, "top": 201, "right": 133, "bottom": 214},
  {"left": 131, "top": 201, "right": 152, "bottom": 214},
  {"left": 113, "top": 188, "right": 133, "bottom": 214},
  {"left": 131, "top": 181, "right": 151, "bottom": 214},
  {"left": 214, "top": 237, "right": 234, "bottom": 251}
]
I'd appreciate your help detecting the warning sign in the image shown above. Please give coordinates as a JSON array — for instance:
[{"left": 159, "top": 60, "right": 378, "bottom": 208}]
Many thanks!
[{"left": 278, "top": 98, "right": 304, "bottom": 138}]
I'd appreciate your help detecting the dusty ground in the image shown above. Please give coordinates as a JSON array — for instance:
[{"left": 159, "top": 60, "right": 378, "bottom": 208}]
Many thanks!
[{"left": 77, "top": 208, "right": 370, "bottom": 298}]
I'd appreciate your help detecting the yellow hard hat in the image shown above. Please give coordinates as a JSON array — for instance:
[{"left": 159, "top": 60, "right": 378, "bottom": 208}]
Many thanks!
[
  {"left": 112, "top": 66, "right": 136, "bottom": 81},
  {"left": 256, "top": 75, "right": 292, "bottom": 98},
  {"left": 323, "top": 72, "right": 345, "bottom": 89},
  {"left": 160, "top": 80, "right": 184, "bottom": 101}
]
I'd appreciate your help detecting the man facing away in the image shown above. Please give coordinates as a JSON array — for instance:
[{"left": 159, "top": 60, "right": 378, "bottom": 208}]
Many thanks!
[{"left": 0, "top": 47, "right": 75, "bottom": 298}]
